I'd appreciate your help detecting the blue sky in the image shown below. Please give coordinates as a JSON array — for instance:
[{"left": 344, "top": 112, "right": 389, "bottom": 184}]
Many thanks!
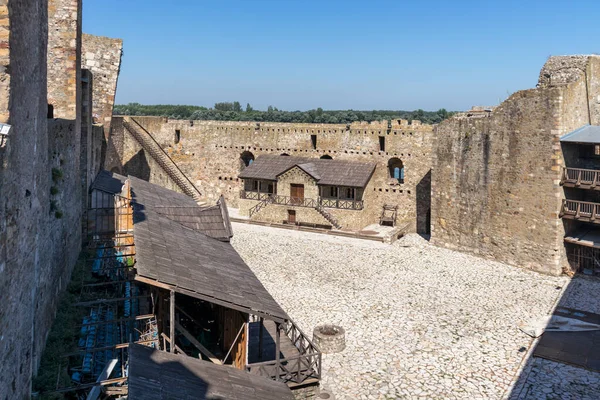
[{"left": 84, "top": 0, "right": 600, "bottom": 111}]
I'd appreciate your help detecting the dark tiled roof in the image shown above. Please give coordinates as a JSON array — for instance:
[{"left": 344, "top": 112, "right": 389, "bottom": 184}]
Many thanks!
[
  {"left": 238, "top": 155, "right": 376, "bottom": 188},
  {"left": 128, "top": 176, "right": 232, "bottom": 241},
  {"left": 129, "top": 177, "right": 288, "bottom": 322},
  {"left": 128, "top": 344, "right": 294, "bottom": 400},
  {"left": 90, "top": 170, "right": 127, "bottom": 194}
]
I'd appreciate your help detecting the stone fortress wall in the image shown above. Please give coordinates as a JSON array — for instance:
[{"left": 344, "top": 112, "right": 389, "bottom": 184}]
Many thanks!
[
  {"left": 108, "top": 117, "right": 434, "bottom": 232},
  {"left": 431, "top": 55, "right": 600, "bottom": 276},
  {"left": 0, "top": 0, "right": 121, "bottom": 397}
]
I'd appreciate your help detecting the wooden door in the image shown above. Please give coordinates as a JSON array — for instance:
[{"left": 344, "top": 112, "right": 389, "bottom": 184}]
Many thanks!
[
  {"left": 290, "top": 184, "right": 304, "bottom": 204},
  {"left": 288, "top": 210, "right": 296, "bottom": 223}
]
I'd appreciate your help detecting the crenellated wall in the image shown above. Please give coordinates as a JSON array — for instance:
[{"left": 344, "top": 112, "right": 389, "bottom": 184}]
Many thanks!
[
  {"left": 108, "top": 117, "right": 435, "bottom": 232},
  {"left": 431, "top": 55, "right": 600, "bottom": 275}
]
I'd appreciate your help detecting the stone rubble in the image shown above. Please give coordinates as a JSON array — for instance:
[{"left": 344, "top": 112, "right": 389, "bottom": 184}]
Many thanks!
[{"left": 230, "top": 223, "right": 600, "bottom": 399}]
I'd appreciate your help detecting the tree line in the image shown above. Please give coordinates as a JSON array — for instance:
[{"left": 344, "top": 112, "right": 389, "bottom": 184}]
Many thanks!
[{"left": 113, "top": 102, "right": 456, "bottom": 124}]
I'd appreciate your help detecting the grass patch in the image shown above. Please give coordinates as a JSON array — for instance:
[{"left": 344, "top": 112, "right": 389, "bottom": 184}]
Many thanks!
[{"left": 33, "top": 251, "right": 97, "bottom": 399}]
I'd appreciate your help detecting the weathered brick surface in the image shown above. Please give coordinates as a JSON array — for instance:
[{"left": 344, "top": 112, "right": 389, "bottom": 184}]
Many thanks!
[
  {"left": 109, "top": 117, "right": 434, "bottom": 232},
  {"left": 0, "top": 1, "right": 50, "bottom": 398},
  {"left": 47, "top": 0, "right": 81, "bottom": 121},
  {"left": 0, "top": 2, "right": 115, "bottom": 397},
  {"left": 431, "top": 55, "right": 600, "bottom": 275},
  {"left": 82, "top": 33, "right": 122, "bottom": 138}
]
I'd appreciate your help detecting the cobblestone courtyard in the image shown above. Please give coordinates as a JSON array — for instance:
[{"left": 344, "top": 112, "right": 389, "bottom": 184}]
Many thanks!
[{"left": 230, "top": 223, "right": 600, "bottom": 399}]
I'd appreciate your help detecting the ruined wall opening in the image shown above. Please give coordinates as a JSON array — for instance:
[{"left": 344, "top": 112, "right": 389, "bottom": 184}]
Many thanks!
[
  {"left": 320, "top": 154, "right": 332, "bottom": 160},
  {"left": 388, "top": 158, "right": 404, "bottom": 184},
  {"left": 174, "top": 129, "right": 181, "bottom": 144},
  {"left": 280, "top": 153, "right": 290, "bottom": 156},
  {"left": 240, "top": 151, "right": 254, "bottom": 169},
  {"left": 311, "top": 134, "right": 317, "bottom": 149},
  {"left": 47, "top": 104, "right": 54, "bottom": 119},
  {"left": 379, "top": 136, "right": 385, "bottom": 152}
]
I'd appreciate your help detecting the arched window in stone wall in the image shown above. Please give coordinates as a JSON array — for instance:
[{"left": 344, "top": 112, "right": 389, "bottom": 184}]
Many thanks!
[
  {"left": 388, "top": 158, "right": 404, "bottom": 184},
  {"left": 280, "top": 153, "right": 290, "bottom": 156},
  {"left": 240, "top": 151, "right": 255, "bottom": 169},
  {"left": 320, "top": 154, "right": 333, "bottom": 160}
]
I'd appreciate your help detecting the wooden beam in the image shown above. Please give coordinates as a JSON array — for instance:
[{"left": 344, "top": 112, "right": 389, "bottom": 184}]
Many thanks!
[
  {"left": 134, "top": 275, "right": 173, "bottom": 290},
  {"left": 47, "top": 377, "right": 127, "bottom": 394},
  {"left": 174, "top": 320, "right": 222, "bottom": 364},
  {"left": 170, "top": 290, "right": 175, "bottom": 353},
  {"left": 275, "top": 322, "right": 281, "bottom": 381},
  {"left": 86, "top": 359, "right": 118, "bottom": 400},
  {"left": 74, "top": 295, "right": 150, "bottom": 307},
  {"left": 78, "top": 314, "right": 154, "bottom": 328},
  {"left": 258, "top": 318, "right": 264, "bottom": 361},
  {"left": 61, "top": 339, "right": 159, "bottom": 357}
]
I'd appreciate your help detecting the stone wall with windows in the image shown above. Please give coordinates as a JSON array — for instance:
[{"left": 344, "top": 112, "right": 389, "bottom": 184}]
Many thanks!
[{"left": 108, "top": 116, "right": 434, "bottom": 232}]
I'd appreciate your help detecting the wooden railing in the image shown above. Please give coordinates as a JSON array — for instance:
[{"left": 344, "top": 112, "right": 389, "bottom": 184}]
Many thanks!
[
  {"left": 562, "top": 167, "right": 600, "bottom": 188},
  {"left": 246, "top": 321, "right": 321, "bottom": 386},
  {"left": 560, "top": 199, "right": 600, "bottom": 222},
  {"left": 271, "top": 195, "right": 318, "bottom": 208},
  {"left": 248, "top": 196, "right": 273, "bottom": 218},
  {"left": 240, "top": 192, "right": 363, "bottom": 211},
  {"left": 240, "top": 190, "right": 272, "bottom": 201},
  {"left": 319, "top": 197, "right": 364, "bottom": 210}
]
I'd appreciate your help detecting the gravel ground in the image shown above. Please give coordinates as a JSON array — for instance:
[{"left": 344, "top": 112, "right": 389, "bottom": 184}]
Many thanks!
[{"left": 230, "top": 223, "right": 600, "bottom": 399}]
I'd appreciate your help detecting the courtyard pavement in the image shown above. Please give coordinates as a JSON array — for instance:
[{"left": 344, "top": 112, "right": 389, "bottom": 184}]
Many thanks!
[{"left": 230, "top": 223, "right": 600, "bottom": 399}]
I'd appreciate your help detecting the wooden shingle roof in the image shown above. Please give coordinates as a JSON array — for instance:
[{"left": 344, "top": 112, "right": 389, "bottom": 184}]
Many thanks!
[
  {"left": 129, "top": 177, "right": 288, "bottom": 322},
  {"left": 239, "top": 155, "right": 376, "bottom": 188},
  {"left": 90, "top": 170, "right": 127, "bottom": 195},
  {"left": 129, "top": 176, "right": 233, "bottom": 241},
  {"left": 128, "top": 344, "right": 294, "bottom": 400}
]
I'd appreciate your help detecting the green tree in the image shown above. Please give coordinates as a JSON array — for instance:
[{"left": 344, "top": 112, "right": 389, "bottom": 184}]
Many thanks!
[{"left": 246, "top": 103, "right": 253, "bottom": 112}]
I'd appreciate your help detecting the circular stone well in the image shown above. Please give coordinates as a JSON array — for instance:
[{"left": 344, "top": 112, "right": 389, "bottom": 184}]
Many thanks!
[{"left": 313, "top": 324, "right": 345, "bottom": 353}]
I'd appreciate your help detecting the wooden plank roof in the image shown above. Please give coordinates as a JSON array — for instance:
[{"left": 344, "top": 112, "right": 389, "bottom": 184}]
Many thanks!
[
  {"left": 128, "top": 344, "right": 294, "bottom": 400},
  {"left": 129, "top": 177, "right": 288, "bottom": 322},
  {"left": 239, "top": 155, "right": 376, "bottom": 188},
  {"left": 129, "top": 176, "right": 232, "bottom": 241}
]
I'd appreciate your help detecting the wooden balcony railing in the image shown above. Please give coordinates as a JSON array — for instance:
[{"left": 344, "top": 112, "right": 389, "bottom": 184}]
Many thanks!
[
  {"left": 246, "top": 321, "right": 321, "bottom": 386},
  {"left": 560, "top": 199, "right": 600, "bottom": 223},
  {"left": 319, "top": 197, "right": 364, "bottom": 210},
  {"left": 240, "top": 190, "right": 272, "bottom": 201},
  {"left": 562, "top": 167, "right": 600, "bottom": 189},
  {"left": 271, "top": 195, "right": 318, "bottom": 208}
]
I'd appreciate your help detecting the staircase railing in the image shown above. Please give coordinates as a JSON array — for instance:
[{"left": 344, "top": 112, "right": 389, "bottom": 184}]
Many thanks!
[
  {"left": 123, "top": 117, "right": 202, "bottom": 201},
  {"left": 248, "top": 195, "right": 273, "bottom": 218},
  {"left": 315, "top": 204, "right": 342, "bottom": 229}
]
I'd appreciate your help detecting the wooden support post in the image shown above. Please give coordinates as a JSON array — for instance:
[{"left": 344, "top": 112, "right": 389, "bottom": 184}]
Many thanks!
[
  {"left": 170, "top": 290, "right": 175, "bottom": 353},
  {"left": 275, "top": 322, "right": 281, "bottom": 381},
  {"left": 258, "top": 317, "right": 264, "bottom": 361}
]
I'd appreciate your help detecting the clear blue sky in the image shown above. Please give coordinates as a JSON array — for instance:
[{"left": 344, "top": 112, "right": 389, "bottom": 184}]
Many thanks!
[{"left": 83, "top": 0, "right": 600, "bottom": 111}]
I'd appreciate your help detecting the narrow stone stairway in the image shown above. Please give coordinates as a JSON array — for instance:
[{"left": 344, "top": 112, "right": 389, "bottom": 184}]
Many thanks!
[{"left": 123, "top": 117, "right": 203, "bottom": 203}]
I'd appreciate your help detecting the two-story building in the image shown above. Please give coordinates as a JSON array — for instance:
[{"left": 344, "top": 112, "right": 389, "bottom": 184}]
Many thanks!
[{"left": 238, "top": 155, "right": 379, "bottom": 230}]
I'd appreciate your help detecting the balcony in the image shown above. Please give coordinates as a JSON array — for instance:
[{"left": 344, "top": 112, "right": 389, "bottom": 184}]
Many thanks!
[
  {"left": 240, "top": 190, "right": 272, "bottom": 201},
  {"left": 560, "top": 199, "right": 600, "bottom": 224},
  {"left": 241, "top": 191, "right": 364, "bottom": 210},
  {"left": 561, "top": 167, "right": 600, "bottom": 189}
]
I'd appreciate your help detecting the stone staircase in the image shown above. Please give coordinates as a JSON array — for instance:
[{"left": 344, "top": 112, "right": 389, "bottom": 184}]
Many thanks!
[
  {"left": 123, "top": 117, "right": 203, "bottom": 203},
  {"left": 315, "top": 204, "right": 342, "bottom": 229}
]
